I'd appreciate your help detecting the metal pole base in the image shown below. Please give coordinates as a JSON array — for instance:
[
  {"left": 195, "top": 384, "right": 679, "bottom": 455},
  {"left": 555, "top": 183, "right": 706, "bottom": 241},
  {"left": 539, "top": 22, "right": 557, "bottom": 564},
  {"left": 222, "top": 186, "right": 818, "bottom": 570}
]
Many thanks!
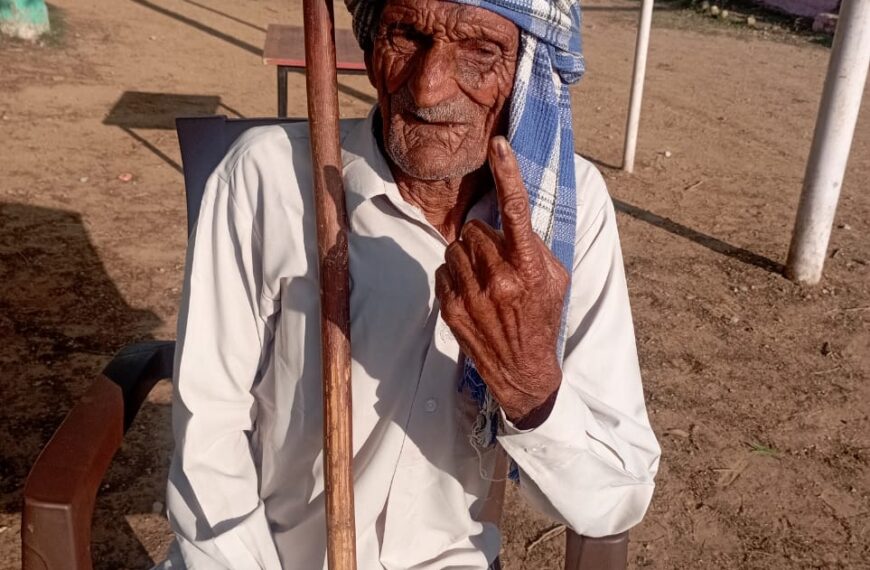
[{"left": 0, "top": 0, "right": 50, "bottom": 40}]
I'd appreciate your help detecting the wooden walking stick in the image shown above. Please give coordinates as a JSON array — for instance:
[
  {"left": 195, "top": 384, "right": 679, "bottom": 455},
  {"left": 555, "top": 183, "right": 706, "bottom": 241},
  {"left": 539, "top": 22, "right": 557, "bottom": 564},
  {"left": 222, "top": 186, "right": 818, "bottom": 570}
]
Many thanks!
[{"left": 302, "top": 0, "right": 358, "bottom": 568}]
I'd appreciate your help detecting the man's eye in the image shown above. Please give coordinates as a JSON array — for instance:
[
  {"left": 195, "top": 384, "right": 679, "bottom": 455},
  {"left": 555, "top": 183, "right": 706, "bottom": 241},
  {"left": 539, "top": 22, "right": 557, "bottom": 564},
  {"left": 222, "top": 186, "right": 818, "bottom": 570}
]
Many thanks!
[
  {"left": 388, "top": 27, "right": 426, "bottom": 54},
  {"left": 460, "top": 41, "right": 502, "bottom": 71},
  {"left": 458, "top": 40, "right": 500, "bottom": 68}
]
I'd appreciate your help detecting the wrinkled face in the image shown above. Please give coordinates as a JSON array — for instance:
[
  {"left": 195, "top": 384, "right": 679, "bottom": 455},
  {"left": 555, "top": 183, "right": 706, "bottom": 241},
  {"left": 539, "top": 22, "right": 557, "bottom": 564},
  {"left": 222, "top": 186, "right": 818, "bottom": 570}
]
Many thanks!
[{"left": 368, "top": 0, "right": 520, "bottom": 180}]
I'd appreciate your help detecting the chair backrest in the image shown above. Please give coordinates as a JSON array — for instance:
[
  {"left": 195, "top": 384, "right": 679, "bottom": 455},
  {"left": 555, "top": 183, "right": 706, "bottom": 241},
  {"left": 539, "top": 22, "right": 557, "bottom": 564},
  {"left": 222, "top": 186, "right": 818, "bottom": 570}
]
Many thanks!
[{"left": 175, "top": 116, "right": 303, "bottom": 234}]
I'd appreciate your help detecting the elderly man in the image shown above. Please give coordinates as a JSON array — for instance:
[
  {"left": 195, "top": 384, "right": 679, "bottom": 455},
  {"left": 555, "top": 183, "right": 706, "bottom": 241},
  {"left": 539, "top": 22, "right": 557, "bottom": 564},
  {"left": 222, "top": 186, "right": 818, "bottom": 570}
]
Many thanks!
[{"left": 162, "top": 0, "right": 660, "bottom": 568}]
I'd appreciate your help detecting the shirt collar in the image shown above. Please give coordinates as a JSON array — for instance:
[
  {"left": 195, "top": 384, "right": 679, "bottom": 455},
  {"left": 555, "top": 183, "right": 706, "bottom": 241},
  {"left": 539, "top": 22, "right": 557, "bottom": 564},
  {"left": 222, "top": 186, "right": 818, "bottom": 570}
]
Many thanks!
[
  {"left": 340, "top": 107, "right": 443, "bottom": 234},
  {"left": 341, "top": 106, "right": 393, "bottom": 203}
]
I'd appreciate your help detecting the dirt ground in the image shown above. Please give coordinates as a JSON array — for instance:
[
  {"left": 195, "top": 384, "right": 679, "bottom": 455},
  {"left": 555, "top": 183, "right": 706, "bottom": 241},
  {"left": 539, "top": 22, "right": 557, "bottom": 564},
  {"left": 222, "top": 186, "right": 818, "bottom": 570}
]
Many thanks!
[{"left": 1, "top": 0, "right": 868, "bottom": 568}]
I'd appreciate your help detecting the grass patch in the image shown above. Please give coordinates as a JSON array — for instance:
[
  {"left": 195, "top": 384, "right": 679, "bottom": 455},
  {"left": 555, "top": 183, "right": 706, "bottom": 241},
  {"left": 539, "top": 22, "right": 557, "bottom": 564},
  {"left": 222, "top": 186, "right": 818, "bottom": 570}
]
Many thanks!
[{"left": 747, "top": 441, "right": 781, "bottom": 457}]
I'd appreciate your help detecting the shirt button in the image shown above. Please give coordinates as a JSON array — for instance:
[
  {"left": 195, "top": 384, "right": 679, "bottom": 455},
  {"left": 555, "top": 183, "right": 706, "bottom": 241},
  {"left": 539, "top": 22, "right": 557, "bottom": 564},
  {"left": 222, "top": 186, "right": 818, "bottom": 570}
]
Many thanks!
[{"left": 424, "top": 398, "right": 438, "bottom": 413}]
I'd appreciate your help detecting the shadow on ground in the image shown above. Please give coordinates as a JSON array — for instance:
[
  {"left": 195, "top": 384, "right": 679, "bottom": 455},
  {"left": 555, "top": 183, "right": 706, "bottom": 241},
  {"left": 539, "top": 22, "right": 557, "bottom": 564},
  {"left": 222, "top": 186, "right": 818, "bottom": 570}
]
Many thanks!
[
  {"left": 0, "top": 202, "right": 170, "bottom": 568},
  {"left": 128, "top": 0, "right": 377, "bottom": 105}
]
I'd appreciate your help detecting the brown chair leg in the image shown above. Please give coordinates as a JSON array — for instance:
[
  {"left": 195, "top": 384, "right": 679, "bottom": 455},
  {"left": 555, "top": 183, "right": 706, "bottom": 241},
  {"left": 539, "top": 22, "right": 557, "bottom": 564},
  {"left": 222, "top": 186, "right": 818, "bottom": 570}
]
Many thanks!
[
  {"left": 565, "top": 530, "right": 629, "bottom": 570},
  {"left": 277, "top": 66, "right": 289, "bottom": 118}
]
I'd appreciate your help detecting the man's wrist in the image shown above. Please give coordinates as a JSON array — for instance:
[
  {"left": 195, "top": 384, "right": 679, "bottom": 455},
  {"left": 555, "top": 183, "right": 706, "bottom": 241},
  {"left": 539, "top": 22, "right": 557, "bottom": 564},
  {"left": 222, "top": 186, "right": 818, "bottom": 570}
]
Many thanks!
[{"left": 507, "top": 385, "right": 559, "bottom": 430}]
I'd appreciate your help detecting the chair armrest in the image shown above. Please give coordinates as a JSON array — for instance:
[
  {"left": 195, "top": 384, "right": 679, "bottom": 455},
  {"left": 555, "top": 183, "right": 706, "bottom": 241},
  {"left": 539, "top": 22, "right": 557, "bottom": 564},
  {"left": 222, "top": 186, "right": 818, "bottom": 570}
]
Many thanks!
[
  {"left": 565, "top": 530, "right": 629, "bottom": 570},
  {"left": 101, "top": 341, "right": 176, "bottom": 430},
  {"left": 22, "top": 341, "right": 175, "bottom": 570}
]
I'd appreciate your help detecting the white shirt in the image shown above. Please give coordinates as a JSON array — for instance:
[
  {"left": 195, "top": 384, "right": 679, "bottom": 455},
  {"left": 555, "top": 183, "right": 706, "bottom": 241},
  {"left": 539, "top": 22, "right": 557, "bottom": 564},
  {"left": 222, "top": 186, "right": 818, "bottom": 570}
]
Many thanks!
[{"left": 163, "top": 110, "right": 660, "bottom": 570}]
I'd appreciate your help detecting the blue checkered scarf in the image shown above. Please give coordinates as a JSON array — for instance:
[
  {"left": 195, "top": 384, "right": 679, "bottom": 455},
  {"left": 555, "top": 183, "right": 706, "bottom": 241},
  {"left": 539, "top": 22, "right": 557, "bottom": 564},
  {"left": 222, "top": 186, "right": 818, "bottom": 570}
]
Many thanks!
[{"left": 344, "top": 0, "right": 585, "bottom": 462}]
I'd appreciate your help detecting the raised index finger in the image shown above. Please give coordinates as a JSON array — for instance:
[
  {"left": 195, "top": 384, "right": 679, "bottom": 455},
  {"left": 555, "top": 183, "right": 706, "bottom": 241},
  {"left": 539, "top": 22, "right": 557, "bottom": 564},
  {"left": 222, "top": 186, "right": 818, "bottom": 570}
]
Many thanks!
[{"left": 489, "top": 136, "right": 539, "bottom": 270}]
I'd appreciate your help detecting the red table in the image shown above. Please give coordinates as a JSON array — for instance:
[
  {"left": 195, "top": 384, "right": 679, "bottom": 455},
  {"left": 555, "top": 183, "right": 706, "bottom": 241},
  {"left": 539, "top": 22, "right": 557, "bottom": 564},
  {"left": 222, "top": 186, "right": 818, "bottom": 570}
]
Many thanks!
[{"left": 263, "top": 24, "right": 366, "bottom": 117}]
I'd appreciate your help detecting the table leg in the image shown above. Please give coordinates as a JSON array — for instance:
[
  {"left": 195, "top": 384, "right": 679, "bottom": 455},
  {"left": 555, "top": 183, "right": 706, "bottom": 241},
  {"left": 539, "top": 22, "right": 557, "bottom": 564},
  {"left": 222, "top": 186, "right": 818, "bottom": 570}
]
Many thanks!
[{"left": 277, "top": 66, "right": 289, "bottom": 118}]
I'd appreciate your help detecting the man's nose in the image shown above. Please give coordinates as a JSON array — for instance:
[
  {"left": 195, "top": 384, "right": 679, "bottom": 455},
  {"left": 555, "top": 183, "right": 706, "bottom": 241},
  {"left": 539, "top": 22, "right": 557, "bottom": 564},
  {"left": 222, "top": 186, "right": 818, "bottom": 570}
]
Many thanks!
[{"left": 408, "top": 43, "right": 461, "bottom": 108}]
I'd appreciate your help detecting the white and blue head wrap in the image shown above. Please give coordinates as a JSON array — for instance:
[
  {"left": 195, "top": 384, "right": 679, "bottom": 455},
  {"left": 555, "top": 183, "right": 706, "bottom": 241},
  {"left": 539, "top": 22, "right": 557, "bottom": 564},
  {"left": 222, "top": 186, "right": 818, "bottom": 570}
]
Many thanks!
[{"left": 345, "top": 0, "right": 585, "bottom": 469}]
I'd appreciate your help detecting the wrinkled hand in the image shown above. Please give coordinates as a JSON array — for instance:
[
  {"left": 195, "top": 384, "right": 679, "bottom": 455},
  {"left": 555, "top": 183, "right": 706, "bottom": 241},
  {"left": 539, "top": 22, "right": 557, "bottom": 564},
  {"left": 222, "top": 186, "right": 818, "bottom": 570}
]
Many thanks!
[{"left": 435, "top": 137, "right": 570, "bottom": 428}]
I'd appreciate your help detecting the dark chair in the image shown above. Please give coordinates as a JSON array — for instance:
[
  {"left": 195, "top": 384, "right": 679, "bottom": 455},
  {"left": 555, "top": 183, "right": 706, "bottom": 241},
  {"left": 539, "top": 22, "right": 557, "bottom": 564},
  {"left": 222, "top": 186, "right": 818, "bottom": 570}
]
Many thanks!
[{"left": 21, "top": 116, "right": 630, "bottom": 570}]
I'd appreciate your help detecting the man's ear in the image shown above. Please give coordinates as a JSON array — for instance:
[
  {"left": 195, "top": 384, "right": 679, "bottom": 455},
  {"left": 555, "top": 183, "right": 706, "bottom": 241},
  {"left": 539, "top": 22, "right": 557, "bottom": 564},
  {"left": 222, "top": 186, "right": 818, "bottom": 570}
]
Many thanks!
[{"left": 364, "top": 49, "right": 376, "bottom": 88}]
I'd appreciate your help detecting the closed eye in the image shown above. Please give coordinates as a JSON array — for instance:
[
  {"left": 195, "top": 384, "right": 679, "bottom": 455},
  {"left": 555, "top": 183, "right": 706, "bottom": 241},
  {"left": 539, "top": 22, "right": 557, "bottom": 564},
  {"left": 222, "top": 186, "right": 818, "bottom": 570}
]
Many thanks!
[
  {"left": 387, "top": 23, "right": 430, "bottom": 54},
  {"left": 458, "top": 39, "right": 501, "bottom": 67}
]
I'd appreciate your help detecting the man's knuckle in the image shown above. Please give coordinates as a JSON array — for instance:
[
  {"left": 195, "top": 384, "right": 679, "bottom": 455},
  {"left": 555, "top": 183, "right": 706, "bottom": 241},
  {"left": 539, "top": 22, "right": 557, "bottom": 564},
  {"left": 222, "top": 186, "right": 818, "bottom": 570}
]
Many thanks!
[
  {"left": 502, "top": 196, "right": 528, "bottom": 219},
  {"left": 445, "top": 242, "right": 463, "bottom": 262},
  {"left": 460, "top": 221, "right": 484, "bottom": 243},
  {"left": 488, "top": 273, "right": 520, "bottom": 299},
  {"left": 516, "top": 245, "right": 536, "bottom": 261},
  {"left": 441, "top": 299, "right": 468, "bottom": 323},
  {"left": 465, "top": 219, "right": 487, "bottom": 233}
]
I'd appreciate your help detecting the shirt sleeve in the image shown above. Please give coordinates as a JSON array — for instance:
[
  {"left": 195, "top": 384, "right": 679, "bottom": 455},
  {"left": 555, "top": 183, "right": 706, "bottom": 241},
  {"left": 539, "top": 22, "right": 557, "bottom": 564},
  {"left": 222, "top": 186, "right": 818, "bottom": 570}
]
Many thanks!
[
  {"left": 165, "top": 153, "right": 283, "bottom": 569},
  {"left": 496, "top": 165, "right": 661, "bottom": 537}
]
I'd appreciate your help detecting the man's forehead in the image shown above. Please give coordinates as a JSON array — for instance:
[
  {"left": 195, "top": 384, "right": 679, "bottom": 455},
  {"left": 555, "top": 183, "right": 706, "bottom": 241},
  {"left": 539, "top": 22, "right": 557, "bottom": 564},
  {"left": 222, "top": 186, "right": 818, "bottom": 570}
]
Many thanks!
[{"left": 380, "top": 0, "right": 518, "bottom": 38}]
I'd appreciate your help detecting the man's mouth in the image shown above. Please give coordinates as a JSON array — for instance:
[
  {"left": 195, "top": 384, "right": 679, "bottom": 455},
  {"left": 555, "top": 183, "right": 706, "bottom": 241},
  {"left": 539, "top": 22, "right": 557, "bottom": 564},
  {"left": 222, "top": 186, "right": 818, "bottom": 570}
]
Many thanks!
[{"left": 400, "top": 111, "right": 468, "bottom": 128}]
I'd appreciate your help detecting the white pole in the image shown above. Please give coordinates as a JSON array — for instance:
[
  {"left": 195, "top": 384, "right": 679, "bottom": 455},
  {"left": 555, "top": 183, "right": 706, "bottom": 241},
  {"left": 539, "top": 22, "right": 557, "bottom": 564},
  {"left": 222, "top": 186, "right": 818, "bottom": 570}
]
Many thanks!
[
  {"left": 786, "top": 0, "right": 870, "bottom": 284},
  {"left": 622, "top": 0, "right": 655, "bottom": 173}
]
